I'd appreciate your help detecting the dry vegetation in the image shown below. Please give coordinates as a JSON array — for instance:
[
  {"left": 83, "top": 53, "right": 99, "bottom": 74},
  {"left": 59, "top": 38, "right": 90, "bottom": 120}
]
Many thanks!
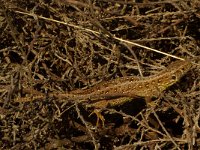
[{"left": 0, "top": 0, "right": 200, "bottom": 149}]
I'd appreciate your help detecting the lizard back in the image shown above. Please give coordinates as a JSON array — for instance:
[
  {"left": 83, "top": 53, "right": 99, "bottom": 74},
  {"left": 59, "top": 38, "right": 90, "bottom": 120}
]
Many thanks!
[{"left": 56, "top": 60, "right": 192, "bottom": 100}]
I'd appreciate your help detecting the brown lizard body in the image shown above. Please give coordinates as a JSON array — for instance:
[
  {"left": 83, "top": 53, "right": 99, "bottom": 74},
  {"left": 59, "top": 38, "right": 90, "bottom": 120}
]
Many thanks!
[
  {"left": 12, "top": 59, "right": 192, "bottom": 126},
  {"left": 54, "top": 60, "right": 192, "bottom": 103},
  {"left": 14, "top": 60, "right": 192, "bottom": 107}
]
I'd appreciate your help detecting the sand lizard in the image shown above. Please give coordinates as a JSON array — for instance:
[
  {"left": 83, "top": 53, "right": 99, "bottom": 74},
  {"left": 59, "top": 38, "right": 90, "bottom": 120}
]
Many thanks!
[
  {"left": 12, "top": 60, "right": 192, "bottom": 126},
  {"left": 14, "top": 59, "right": 192, "bottom": 106}
]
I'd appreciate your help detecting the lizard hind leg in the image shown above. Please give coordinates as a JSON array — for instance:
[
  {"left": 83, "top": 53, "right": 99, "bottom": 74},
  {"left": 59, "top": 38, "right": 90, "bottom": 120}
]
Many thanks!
[
  {"left": 87, "top": 99, "right": 111, "bottom": 127},
  {"left": 89, "top": 109, "right": 105, "bottom": 127}
]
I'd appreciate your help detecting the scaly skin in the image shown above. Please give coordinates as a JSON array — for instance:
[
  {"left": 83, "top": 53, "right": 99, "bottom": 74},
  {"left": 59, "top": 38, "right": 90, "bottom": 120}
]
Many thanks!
[
  {"left": 13, "top": 60, "right": 192, "bottom": 126},
  {"left": 55, "top": 60, "right": 192, "bottom": 105},
  {"left": 14, "top": 60, "right": 192, "bottom": 107}
]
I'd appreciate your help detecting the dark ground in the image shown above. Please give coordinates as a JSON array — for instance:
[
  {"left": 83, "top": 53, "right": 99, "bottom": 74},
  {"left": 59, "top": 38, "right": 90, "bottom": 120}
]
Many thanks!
[{"left": 0, "top": 0, "right": 200, "bottom": 149}]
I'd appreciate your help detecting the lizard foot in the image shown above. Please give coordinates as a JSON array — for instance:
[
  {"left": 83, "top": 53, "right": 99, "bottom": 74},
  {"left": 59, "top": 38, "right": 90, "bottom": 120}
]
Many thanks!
[
  {"left": 145, "top": 97, "right": 158, "bottom": 108},
  {"left": 147, "top": 100, "right": 158, "bottom": 108},
  {"left": 89, "top": 109, "right": 105, "bottom": 127}
]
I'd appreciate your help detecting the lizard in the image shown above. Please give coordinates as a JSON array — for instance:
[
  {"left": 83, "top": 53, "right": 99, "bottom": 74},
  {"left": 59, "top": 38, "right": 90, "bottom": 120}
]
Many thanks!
[
  {"left": 13, "top": 59, "right": 192, "bottom": 125},
  {"left": 13, "top": 59, "right": 192, "bottom": 103},
  {"left": 14, "top": 59, "right": 192, "bottom": 102}
]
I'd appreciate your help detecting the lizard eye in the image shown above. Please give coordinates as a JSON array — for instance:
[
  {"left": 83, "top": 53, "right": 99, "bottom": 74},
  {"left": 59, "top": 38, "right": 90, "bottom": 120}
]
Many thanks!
[{"left": 171, "top": 75, "right": 177, "bottom": 80}]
